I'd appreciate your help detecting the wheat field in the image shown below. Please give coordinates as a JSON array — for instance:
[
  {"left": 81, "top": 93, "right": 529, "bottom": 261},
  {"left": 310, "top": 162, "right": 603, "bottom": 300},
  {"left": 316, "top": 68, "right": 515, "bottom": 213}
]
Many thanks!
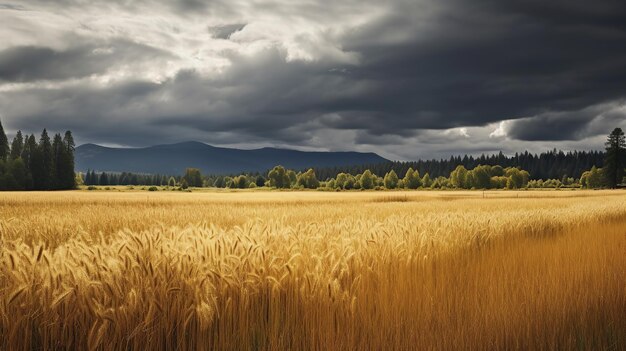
[{"left": 0, "top": 190, "right": 625, "bottom": 350}]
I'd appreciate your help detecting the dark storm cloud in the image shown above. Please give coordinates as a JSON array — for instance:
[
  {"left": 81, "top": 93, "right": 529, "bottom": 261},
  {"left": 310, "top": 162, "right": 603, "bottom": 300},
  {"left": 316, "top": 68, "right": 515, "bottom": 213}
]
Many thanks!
[
  {"left": 1, "top": 0, "right": 626, "bottom": 158},
  {"left": 507, "top": 112, "right": 594, "bottom": 141},
  {"left": 333, "top": 0, "right": 626, "bottom": 135},
  {"left": 507, "top": 101, "right": 626, "bottom": 141},
  {"left": 0, "top": 40, "right": 172, "bottom": 82}
]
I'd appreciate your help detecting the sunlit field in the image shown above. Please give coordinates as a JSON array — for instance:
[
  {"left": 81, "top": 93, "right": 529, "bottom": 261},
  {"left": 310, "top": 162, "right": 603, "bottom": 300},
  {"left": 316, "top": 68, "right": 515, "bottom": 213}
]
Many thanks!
[{"left": 1, "top": 190, "right": 625, "bottom": 350}]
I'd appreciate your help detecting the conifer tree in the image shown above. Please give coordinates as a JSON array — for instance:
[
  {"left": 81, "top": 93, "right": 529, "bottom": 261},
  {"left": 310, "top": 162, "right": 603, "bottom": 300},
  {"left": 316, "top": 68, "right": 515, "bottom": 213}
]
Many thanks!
[
  {"left": 99, "top": 172, "right": 108, "bottom": 186},
  {"left": 0, "top": 119, "right": 8, "bottom": 161},
  {"left": 10, "top": 131, "right": 23, "bottom": 160},
  {"left": 38, "top": 129, "right": 54, "bottom": 189},
  {"left": 30, "top": 135, "right": 45, "bottom": 190},
  {"left": 603, "top": 128, "right": 625, "bottom": 188},
  {"left": 52, "top": 133, "right": 64, "bottom": 189},
  {"left": 63, "top": 131, "right": 76, "bottom": 189}
]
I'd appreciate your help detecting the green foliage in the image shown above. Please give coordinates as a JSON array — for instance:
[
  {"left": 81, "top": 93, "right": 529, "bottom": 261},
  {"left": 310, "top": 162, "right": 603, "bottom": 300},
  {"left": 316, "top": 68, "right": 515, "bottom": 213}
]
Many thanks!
[
  {"left": 296, "top": 169, "right": 320, "bottom": 189},
  {"left": 313, "top": 149, "right": 604, "bottom": 181},
  {"left": 343, "top": 174, "right": 356, "bottom": 190},
  {"left": 29, "top": 130, "right": 50, "bottom": 190},
  {"left": 53, "top": 132, "right": 75, "bottom": 189},
  {"left": 450, "top": 165, "right": 468, "bottom": 189},
  {"left": 449, "top": 164, "right": 530, "bottom": 189},
  {"left": 75, "top": 172, "right": 84, "bottom": 186},
  {"left": 527, "top": 178, "right": 575, "bottom": 188},
  {"left": 10, "top": 131, "right": 23, "bottom": 160},
  {"left": 183, "top": 168, "right": 203, "bottom": 187},
  {"left": 504, "top": 168, "right": 529, "bottom": 189},
  {"left": 421, "top": 173, "right": 432, "bottom": 188},
  {"left": 403, "top": 167, "right": 421, "bottom": 189},
  {"left": 326, "top": 178, "right": 336, "bottom": 189},
  {"left": 286, "top": 170, "right": 297, "bottom": 187},
  {"left": 580, "top": 166, "right": 604, "bottom": 189},
  {"left": 99, "top": 172, "right": 109, "bottom": 186},
  {"left": 603, "top": 128, "right": 625, "bottom": 188},
  {"left": 335, "top": 173, "right": 348, "bottom": 189},
  {"left": 432, "top": 176, "right": 450, "bottom": 189},
  {"left": 491, "top": 165, "right": 504, "bottom": 177},
  {"left": 232, "top": 175, "right": 249, "bottom": 189},
  {"left": 268, "top": 166, "right": 291, "bottom": 188},
  {"left": 148, "top": 186, "right": 158, "bottom": 191},
  {"left": 470, "top": 165, "right": 491, "bottom": 189},
  {"left": 0, "top": 127, "right": 76, "bottom": 190},
  {"left": 490, "top": 176, "right": 508, "bottom": 189},
  {"left": 255, "top": 175, "right": 266, "bottom": 187},
  {"left": 359, "top": 170, "right": 375, "bottom": 189},
  {"left": 383, "top": 170, "right": 399, "bottom": 189},
  {"left": 0, "top": 119, "right": 8, "bottom": 161},
  {"left": 168, "top": 177, "right": 177, "bottom": 187}
]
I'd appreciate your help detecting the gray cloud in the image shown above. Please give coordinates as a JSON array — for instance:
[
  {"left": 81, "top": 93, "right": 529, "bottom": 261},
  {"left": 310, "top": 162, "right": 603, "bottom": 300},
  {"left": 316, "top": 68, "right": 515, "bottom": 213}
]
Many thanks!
[
  {"left": 0, "top": 0, "right": 625, "bottom": 160},
  {"left": 0, "top": 40, "right": 172, "bottom": 82},
  {"left": 507, "top": 101, "right": 626, "bottom": 141},
  {"left": 209, "top": 24, "right": 247, "bottom": 40}
]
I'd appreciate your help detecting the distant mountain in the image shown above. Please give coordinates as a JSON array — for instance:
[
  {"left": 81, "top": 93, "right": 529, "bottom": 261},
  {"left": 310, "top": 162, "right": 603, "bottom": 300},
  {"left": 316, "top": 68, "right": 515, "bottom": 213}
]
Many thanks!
[{"left": 75, "top": 141, "right": 389, "bottom": 175}]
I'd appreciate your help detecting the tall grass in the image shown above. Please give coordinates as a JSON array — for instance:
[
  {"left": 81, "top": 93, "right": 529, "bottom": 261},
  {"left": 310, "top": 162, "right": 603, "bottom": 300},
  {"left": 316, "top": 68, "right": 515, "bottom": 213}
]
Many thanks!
[{"left": 0, "top": 190, "right": 624, "bottom": 350}]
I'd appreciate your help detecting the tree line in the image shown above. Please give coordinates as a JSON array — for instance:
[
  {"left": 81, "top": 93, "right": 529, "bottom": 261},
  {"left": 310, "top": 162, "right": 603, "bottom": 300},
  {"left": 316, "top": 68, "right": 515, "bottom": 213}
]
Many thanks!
[
  {"left": 83, "top": 128, "right": 624, "bottom": 191},
  {"left": 154, "top": 164, "right": 577, "bottom": 191},
  {"left": 83, "top": 171, "right": 171, "bottom": 187},
  {"left": 0, "top": 120, "right": 76, "bottom": 190},
  {"left": 313, "top": 149, "right": 604, "bottom": 181}
]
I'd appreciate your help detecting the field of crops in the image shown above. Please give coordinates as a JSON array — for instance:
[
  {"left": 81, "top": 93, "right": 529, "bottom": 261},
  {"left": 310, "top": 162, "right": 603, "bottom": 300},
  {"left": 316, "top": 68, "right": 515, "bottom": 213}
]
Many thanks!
[{"left": 1, "top": 190, "right": 625, "bottom": 350}]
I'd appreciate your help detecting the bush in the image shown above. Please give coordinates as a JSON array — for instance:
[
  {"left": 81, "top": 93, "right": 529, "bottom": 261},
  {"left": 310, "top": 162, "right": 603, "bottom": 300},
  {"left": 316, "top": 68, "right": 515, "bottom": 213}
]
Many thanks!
[
  {"left": 148, "top": 186, "right": 158, "bottom": 191},
  {"left": 87, "top": 186, "right": 97, "bottom": 191}
]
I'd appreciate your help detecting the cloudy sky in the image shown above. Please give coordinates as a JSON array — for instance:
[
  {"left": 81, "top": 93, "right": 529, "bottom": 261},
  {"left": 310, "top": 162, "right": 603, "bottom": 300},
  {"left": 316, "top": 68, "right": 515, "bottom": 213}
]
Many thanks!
[{"left": 1, "top": 0, "right": 625, "bottom": 160}]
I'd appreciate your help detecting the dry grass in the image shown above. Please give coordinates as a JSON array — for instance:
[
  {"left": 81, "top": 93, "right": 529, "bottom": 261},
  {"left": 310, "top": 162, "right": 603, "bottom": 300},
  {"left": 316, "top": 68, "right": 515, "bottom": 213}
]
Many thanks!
[{"left": 0, "top": 190, "right": 625, "bottom": 350}]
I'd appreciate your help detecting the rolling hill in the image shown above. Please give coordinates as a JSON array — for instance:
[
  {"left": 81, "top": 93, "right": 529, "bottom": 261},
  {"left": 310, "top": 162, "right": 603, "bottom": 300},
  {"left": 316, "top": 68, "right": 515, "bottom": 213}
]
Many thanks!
[{"left": 75, "top": 141, "right": 389, "bottom": 175}]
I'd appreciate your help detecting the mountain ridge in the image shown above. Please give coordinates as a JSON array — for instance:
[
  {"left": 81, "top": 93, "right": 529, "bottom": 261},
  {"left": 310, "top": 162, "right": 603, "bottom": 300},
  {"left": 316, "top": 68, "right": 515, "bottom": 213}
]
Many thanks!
[{"left": 75, "top": 141, "right": 389, "bottom": 175}]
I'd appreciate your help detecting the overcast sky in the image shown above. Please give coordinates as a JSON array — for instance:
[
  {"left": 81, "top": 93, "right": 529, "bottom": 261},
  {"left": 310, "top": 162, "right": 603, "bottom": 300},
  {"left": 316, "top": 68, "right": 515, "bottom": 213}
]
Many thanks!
[{"left": 1, "top": 0, "right": 625, "bottom": 160}]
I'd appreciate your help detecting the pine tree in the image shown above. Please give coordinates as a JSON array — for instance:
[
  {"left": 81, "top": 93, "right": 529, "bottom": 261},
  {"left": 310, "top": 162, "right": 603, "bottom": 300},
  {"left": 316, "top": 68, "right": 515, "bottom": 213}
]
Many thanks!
[
  {"left": 63, "top": 131, "right": 76, "bottom": 189},
  {"left": 603, "top": 128, "right": 625, "bottom": 188},
  {"left": 52, "top": 133, "right": 64, "bottom": 189},
  {"left": 39, "top": 129, "right": 54, "bottom": 189},
  {"left": 0, "top": 118, "right": 9, "bottom": 161},
  {"left": 86, "top": 170, "right": 94, "bottom": 185},
  {"left": 24, "top": 135, "right": 36, "bottom": 189},
  {"left": 30, "top": 137, "right": 45, "bottom": 190},
  {"left": 10, "top": 131, "right": 23, "bottom": 160},
  {"left": 21, "top": 134, "right": 31, "bottom": 163},
  {"left": 99, "top": 172, "right": 108, "bottom": 186}
]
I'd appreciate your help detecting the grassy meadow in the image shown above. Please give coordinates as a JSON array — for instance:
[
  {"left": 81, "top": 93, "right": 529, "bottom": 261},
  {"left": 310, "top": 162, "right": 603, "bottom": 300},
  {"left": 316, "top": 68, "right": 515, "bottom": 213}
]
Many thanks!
[{"left": 0, "top": 190, "right": 625, "bottom": 350}]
